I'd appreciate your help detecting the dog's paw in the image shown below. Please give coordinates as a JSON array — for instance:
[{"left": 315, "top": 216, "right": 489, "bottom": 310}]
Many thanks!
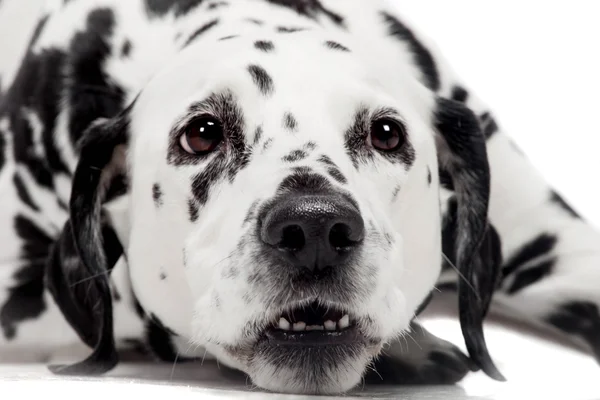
[{"left": 365, "top": 322, "right": 476, "bottom": 385}]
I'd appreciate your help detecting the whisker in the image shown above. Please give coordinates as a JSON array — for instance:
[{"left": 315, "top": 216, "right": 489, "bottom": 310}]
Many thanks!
[
  {"left": 441, "top": 252, "right": 479, "bottom": 300},
  {"left": 169, "top": 351, "right": 180, "bottom": 381}
]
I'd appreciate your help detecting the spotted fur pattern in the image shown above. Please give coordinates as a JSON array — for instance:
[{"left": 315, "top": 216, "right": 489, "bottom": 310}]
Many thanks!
[{"left": 0, "top": 0, "right": 598, "bottom": 395}]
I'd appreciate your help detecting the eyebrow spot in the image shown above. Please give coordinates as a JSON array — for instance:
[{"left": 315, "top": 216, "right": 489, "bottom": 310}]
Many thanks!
[
  {"left": 254, "top": 40, "right": 275, "bottom": 52},
  {"left": 283, "top": 113, "right": 298, "bottom": 132},
  {"left": 325, "top": 40, "right": 350, "bottom": 52},
  {"left": 152, "top": 183, "right": 163, "bottom": 207},
  {"left": 248, "top": 64, "right": 274, "bottom": 95}
]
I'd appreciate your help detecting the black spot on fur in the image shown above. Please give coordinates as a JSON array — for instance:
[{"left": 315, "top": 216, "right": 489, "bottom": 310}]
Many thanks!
[
  {"left": 283, "top": 149, "right": 308, "bottom": 162},
  {"left": 550, "top": 190, "right": 581, "bottom": 218},
  {"left": 427, "top": 167, "right": 432, "bottom": 186},
  {"left": 255, "top": 40, "right": 275, "bottom": 52},
  {"left": 145, "top": 0, "right": 205, "bottom": 17},
  {"left": 0, "top": 215, "right": 52, "bottom": 339},
  {"left": 327, "top": 167, "right": 347, "bottom": 184},
  {"left": 381, "top": 12, "right": 440, "bottom": 91},
  {"left": 277, "top": 168, "right": 331, "bottom": 194},
  {"left": 207, "top": 1, "right": 228, "bottom": 10},
  {"left": 219, "top": 34, "right": 239, "bottom": 41},
  {"left": 502, "top": 233, "right": 557, "bottom": 279},
  {"left": 547, "top": 302, "right": 600, "bottom": 362},
  {"left": 253, "top": 125, "right": 263, "bottom": 146},
  {"left": 188, "top": 198, "right": 200, "bottom": 222},
  {"left": 480, "top": 112, "right": 499, "bottom": 139},
  {"left": 304, "top": 141, "right": 317, "bottom": 151},
  {"left": 345, "top": 106, "right": 415, "bottom": 168},
  {"left": 183, "top": 19, "right": 219, "bottom": 47},
  {"left": 276, "top": 26, "right": 308, "bottom": 33},
  {"left": 152, "top": 183, "right": 163, "bottom": 207},
  {"left": 246, "top": 18, "right": 264, "bottom": 25},
  {"left": 13, "top": 174, "right": 40, "bottom": 211},
  {"left": 146, "top": 314, "right": 179, "bottom": 361},
  {"left": 507, "top": 258, "right": 555, "bottom": 294},
  {"left": 267, "top": 0, "right": 344, "bottom": 26},
  {"left": 325, "top": 40, "right": 349, "bottom": 52},
  {"left": 121, "top": 39, "right": 132, "bottom": 58},
  {"left": 68, "top": 8, "right": 125, "bottom": 148},
  {"left": 391, "top": 185, "right": 401, "bottom": 200},
  {"left": 450, "top": 85, "right": 469, "bottom": 103},
  {"left": 159, "top": 271, "right": 167, "bottom": 281},
  {"left": 283, "top": 113, "right": 298, "bottom": 132},
  {"left": 263, "top": 138, "right": 274, "bottom": 152},
  {"left": 248, "top": 65, "right": 274, "bottom": 96}
]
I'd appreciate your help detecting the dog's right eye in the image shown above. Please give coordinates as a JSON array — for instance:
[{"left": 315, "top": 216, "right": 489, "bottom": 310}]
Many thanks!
[{"left": 180, "top": 117, "right": 224, "bottom": 155}]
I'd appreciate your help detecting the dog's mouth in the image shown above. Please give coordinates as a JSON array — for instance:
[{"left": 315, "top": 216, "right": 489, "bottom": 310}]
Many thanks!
[{"left": 263, "top": 301, "right": 361, "bottom": 345}]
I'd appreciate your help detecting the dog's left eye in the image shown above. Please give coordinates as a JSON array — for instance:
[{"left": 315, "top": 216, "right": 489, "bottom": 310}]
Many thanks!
[
  {"left": 370, "top": 119, "right": 405, "bottom": 152},
  {"left": 180, "top": 117, "right": 224, "bottom": 155}
]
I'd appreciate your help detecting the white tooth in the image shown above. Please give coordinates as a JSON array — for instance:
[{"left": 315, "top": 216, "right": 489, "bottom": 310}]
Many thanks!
[
  {"left": 307, "top": 325, "right": 325, "bottom": 331},
  {"left": 279, "top": 318, "right": 291, "bottom": 331},
  {"left": 293, "top": 321, "right": 306, "bottom": 331},
  {"left": 324, "top": 320, "right": 336, "bottom": 331},
  {"left": 338, "top": 315, "right": 350, "bottom": 330}
]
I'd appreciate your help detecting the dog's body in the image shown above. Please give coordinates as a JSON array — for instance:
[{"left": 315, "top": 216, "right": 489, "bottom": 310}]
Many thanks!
[{"left": 0, "top": 0, "right": 599, "bottom": 394}]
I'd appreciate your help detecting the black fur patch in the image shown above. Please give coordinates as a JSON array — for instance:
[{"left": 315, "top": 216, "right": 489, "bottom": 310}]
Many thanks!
[
  {"left": 253, "top": 125, "right": 263, "bottom": 146},
  {"left": 506, "top": 258, "right": 555, "bottom": 294},
  {"left": 502, "top": 233, "right": 558, "bottom": 278},
  {"left": 345, "top": 106, "right": 415, "bottom": 168},
  {"left": 68, "top": 8, "right": 125, "bottom": 146},
  {"left": 262, "top": 138, "right": 274, "bottom": 151},
  {"left": 267, "top": 0, "right": 344, "bottom": 26},
  {"left": 427, "top": 167, "right": 432, "bottom": 185},
  {"left": 546, "top": 302, "right": 600, "bottom": 361},
  {"left": 248, "top": 65, "right": 274, "bottom": 96},
  {"left": 146, "top": 314, "right": 178, "bottom": 361},
  {"left": 246, "top": 18, "right": 264, "bottom": 25},
  {"left": 326, "top": 166, "right": 347, "bottom": 184},
  {"left": 480, "top": 112, "right": 499, "bottom": 139},
  {"left": 0, "top": 215, "right": 51, "bottom": 339},
  {"left": 276, "top": 26, "right": 308, "bottom": 33},
  {"left": 152, "top": 183, "right": 163, "bottom": 207},
  {"left": 451, "top": 85, "right": 469, "bottom": 103},
  {"left": 145, "top": 0, "right": 205, "bottom": 17},
  {"left": 391, "top": 185, "right": 401, "bottom": 200},
  {"left": 188, "top": 198, "right": 200, "bottom": 222},
  {"left": 283, "top": 113, "right": 298, "bottom": 132},
  {"left": 325, "top": 40, "right": 349, "bottom": 52},
  {"left": 121, "top": 39, "right": 132, "bottom": 58},
  {"left": 381, "top": 12, "right": 440, "bottom": 91},
  {"left": 207, "top": 1, "right": 228, "bottom": 10},
  {"left": 550, "top": 190, "right": 581, "bottom": 218},
  {"left": 13, "top": 174, "right": 40, "bottom": 211},
  {"left": 183, "top": 19, "right": 219, "bottom": 47},
  {"left": 254, "top": 40, "right": 275, "bottom": 52},
  {"left": 283, "top": 149, "right": 308, "bottom": 162}
]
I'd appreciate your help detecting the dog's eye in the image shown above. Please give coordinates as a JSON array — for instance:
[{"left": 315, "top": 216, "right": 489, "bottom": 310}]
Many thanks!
[
  {"left": 180, "top": 117, "right": 223, "bottom": 155},
  {"left": 370, "top": 119, "right": 405, "bottom": 152}
]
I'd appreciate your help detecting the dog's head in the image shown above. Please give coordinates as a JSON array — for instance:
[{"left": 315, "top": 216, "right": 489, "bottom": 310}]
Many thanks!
[{"left": 48, "top": 31, "right": 501, "bottom": 393}]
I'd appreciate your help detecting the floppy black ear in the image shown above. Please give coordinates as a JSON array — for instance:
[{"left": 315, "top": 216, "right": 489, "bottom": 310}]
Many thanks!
[
  {"left": 45, "top": 114, "right": 129, "bottom": 375},
  {"left": 433, "top": 97, "right": 505, "bottom": 381}
]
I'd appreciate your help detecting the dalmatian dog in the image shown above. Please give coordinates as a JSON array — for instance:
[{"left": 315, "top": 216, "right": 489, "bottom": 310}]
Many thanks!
[{"left": 0, "top": 0, "right": 599, "bottom": 395}]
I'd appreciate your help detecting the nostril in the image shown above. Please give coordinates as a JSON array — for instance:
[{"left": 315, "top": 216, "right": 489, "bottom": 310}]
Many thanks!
[
  {"left": 280, "top": 225, "right": 306, "bottom": 252},
  {"left": 329, "top": 223, "right": 357, "bottom": 250}
]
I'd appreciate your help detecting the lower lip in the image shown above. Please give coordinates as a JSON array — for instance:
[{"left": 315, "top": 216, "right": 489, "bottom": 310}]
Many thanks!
[{"left": 263, "top": 325, "right": 362, "bottom": 346}]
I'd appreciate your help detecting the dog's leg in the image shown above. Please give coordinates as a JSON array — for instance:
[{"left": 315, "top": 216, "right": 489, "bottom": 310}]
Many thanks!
[{"left": 365, "top": 321, "right": 476, "bottom": 385}]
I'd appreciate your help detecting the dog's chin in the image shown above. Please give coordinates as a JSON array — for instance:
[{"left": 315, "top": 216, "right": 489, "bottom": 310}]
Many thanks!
[
  {"left": 247, "top": 333, "right": 379, "bottom": 394},
  {"left": 217, "top": 301, "right": 383, "bottom": 394}
]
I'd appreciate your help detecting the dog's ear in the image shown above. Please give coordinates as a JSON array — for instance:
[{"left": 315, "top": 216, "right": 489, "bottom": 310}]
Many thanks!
[
  {"left": 433, "top": 97, "right": 505, "bottom": 381},
  {"left": 45, "top": 113, "right": 129, "bottom": 375}
]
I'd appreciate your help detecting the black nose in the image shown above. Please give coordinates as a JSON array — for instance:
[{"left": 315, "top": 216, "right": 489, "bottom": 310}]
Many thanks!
[{"left": 261, "top": 194, "right": 365, "bottom": 272}]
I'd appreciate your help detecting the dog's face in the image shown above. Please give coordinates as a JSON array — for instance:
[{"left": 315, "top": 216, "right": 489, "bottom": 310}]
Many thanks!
[
  {"left": 125, "top": 35, "right": 441, "bottom": 393},
  {"left": 54, "top": 31, "right": 494, "bottom": 394}
]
